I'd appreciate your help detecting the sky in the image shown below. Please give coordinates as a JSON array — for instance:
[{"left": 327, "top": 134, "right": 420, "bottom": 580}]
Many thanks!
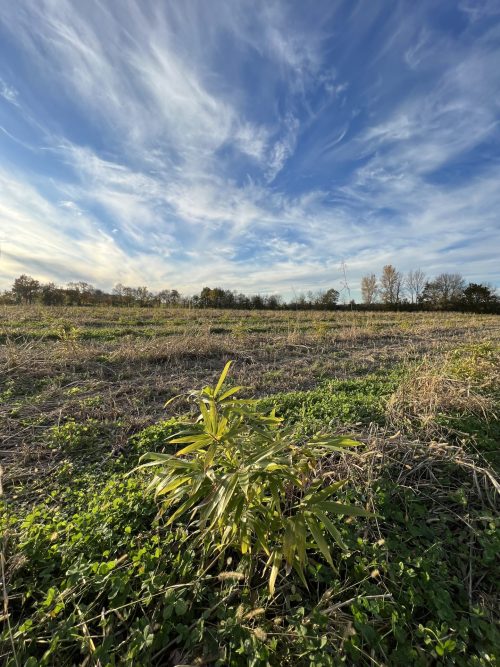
[{"left": 0, "top": 0, "right": 499, "bottom": 299}]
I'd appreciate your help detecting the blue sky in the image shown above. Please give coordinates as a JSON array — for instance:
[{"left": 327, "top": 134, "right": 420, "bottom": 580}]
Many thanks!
[{"left": 0, "top": 0, "right": 499, "bottom": 298}]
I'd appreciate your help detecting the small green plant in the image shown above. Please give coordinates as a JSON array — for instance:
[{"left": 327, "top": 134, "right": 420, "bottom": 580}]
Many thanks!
[
  {"left": 231, "top": 319, "right": 247, "bottom": 337},
  {"left": 0, "top": 379, "right": 15, "bottom": 403},
  {"left": 56, "top": 321, "right": 80, "bottom": 340},
  {"left": 137, "top": 361, "right": 370, "bottom": 593}
]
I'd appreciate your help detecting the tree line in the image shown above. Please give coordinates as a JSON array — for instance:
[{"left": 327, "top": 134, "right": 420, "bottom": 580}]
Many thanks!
[
  {"left": 0, "top": 277, "right": 340, "bottom": 310},
  {"left": 0, "top": 269, "right": 498, "bottom": 313},
  {"left": 361, "top": 265, "right": 499, "bottom": 312}
]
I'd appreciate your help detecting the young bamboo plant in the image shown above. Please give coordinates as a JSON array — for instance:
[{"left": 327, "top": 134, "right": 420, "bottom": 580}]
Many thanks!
[{"left": 136, "top": 361, "right": 371, "bottom": 594}]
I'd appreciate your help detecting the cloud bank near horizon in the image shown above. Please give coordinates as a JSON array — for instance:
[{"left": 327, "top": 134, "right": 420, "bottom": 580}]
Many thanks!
[{"left": 0, "top": 0, "right": 499, "bottom": 298}]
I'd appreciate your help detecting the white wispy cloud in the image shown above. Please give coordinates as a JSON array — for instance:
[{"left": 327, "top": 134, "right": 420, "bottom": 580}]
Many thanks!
[
  {"left": 361, "top": 48, "right": 500, "bottom": 175},
  {"left": 266, "top": 114, "right": 300, "bottom": 182},
  {"left": 459, "top": 0, "right": 500, "bottom": 22},
  {"left": 0, "top": 0, "right": 499, "bottom": 297},
  {"left": 0, "top": 78, "right": 19, "bottom": 106}
]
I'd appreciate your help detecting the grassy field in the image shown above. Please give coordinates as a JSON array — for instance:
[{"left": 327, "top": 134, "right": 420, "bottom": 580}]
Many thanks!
[{"left": 1, "top": 306, "right": 499, "bottom": 666}]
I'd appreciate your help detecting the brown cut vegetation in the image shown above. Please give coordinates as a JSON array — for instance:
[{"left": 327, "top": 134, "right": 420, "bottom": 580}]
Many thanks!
[{"left": 1, "top": 307, "right": 499, "bottom": 491}]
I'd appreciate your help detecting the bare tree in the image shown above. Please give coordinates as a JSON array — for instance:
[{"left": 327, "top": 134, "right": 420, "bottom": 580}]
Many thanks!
[
  {"left": 379, "top": 265, "right": 403, "bottom": 305},
  {"left": 421, "top": 273, "right": 465, "bottom": 307},
  {"left": 339, "top": 260, "right": 351, "bottom": 306},
  {"left": 406, "top": 269, "right": 426, "bottom": 304},
  {"left": 122, "top": 286, "right": 135, "bottom": 306},
  {"left": 435, "top": 273, "right": 465, "bottom": 302},
  {"left": 361, "top": 274, "right": 378, "bottom": 304}
]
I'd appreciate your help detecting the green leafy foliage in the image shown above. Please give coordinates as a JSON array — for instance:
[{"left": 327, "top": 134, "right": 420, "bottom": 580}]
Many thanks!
[
  {"left": 264, "top": 373, "right": 400, "bottom": 435},
  {"left": 2, "top": 344, "right": 499, "bottom": 666},
  {"left": 137, "top": 361, "right": 369, "bottom": 593}
]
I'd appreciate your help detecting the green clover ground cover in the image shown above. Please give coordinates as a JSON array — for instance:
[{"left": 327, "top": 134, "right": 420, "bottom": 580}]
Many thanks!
[{"left": 1, "top": 359, "right": 498, "bottom": 666}]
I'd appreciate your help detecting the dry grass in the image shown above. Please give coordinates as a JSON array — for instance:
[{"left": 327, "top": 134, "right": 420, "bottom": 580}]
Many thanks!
[
  {"left": 321, "top": 424, "right": 499, "bottom": 618},
  {"left": 386, "top": 343, "right": 500, "bottom": 438},
  {"left": 1, "top": 307, "right": 499, "bottom": 496},
  {"left": 1, "top": 308, "right": 499, "bottom": 665}
]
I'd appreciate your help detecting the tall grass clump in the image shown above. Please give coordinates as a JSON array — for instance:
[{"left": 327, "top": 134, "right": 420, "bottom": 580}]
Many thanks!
[{"left": 386, "top": 342, "right": 499, "bottom": 439}]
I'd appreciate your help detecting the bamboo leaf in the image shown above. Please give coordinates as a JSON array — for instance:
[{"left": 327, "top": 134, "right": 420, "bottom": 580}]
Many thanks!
[
  {"left": 164, "top": 393, "right": 184, "bottom": 407},
  {"left": 204, "top": 442, "right": 218, "bottom": 469},
  {"left": 245, "top": 440, "right": 288, "bottom": 465},
  {"left": 155, "top": 476, "right": 191, "bottom": 497},
  {"left": 304, "top": 514, "right": 334, "bottom": 568},
  {"left": 213, "top": 475, "right": 239, "bottom": 522},
  {"left": 310, "top": 509, "right": 347, "bottom": 551},
  {"left": 232, "top": 495, "right": 245, "bottom": 528},
  {"left": 269, "top": 479, "right": 282, "bottom": 516},
  {"left": 310, "top": 435, "right": 362, "bottom": 448},
  {"left": 294, "top": 514, "right": 307, "bottom": 566},
  {"left": 253, "top": 518, "right": 271, "bottom": 556},
  {"left": 218, "top": 386, "right": 244, "bottom": 401},
  {"left": 241, "top": 531, "right": 251, "bottom": 554},
  {"left": 268, "top": 551, "right": 281, "bottom": 595},
  {"left": 199, "top": 401, "right": 212, "bottom": 430},
  {"left": 214, "top": 361, "right": 232, "bottom": 397},
  {"left": 282, "top": 518, "right": 296, "bottom": 566},
  {"left": 237, "top": 471, "right": 250, "bottom": 497},
  {"left": 169, "top": 432, "right": 206, "bottom": 444},
  {"left": 209, "top": 399, "right": 218, "bottom": 434},
  {"left": 315, "top": 501, "right": 374, "bottom": 517},
  {"left": 166, "top": 489, "right": 203, "bottom": 526},
  {"left": 216, "top": 415, "right": 229, "bottom": 438},
  {"left": 291, "top": 559, "right": 309, "bottom": 590},
  {"left": 302, "top": 480, "right": 347, "bottom": 505},
  {"left": 176, "top": 437, "right": 212, "bottom": 456}
]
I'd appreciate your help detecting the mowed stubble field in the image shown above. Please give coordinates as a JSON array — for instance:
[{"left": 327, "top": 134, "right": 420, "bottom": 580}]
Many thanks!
[
  {"left": 1, "top": 306, "right": 499, "bottom": 665},
  {"left": 2, "top": 306, "right": 500, "bottom": 472}
]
